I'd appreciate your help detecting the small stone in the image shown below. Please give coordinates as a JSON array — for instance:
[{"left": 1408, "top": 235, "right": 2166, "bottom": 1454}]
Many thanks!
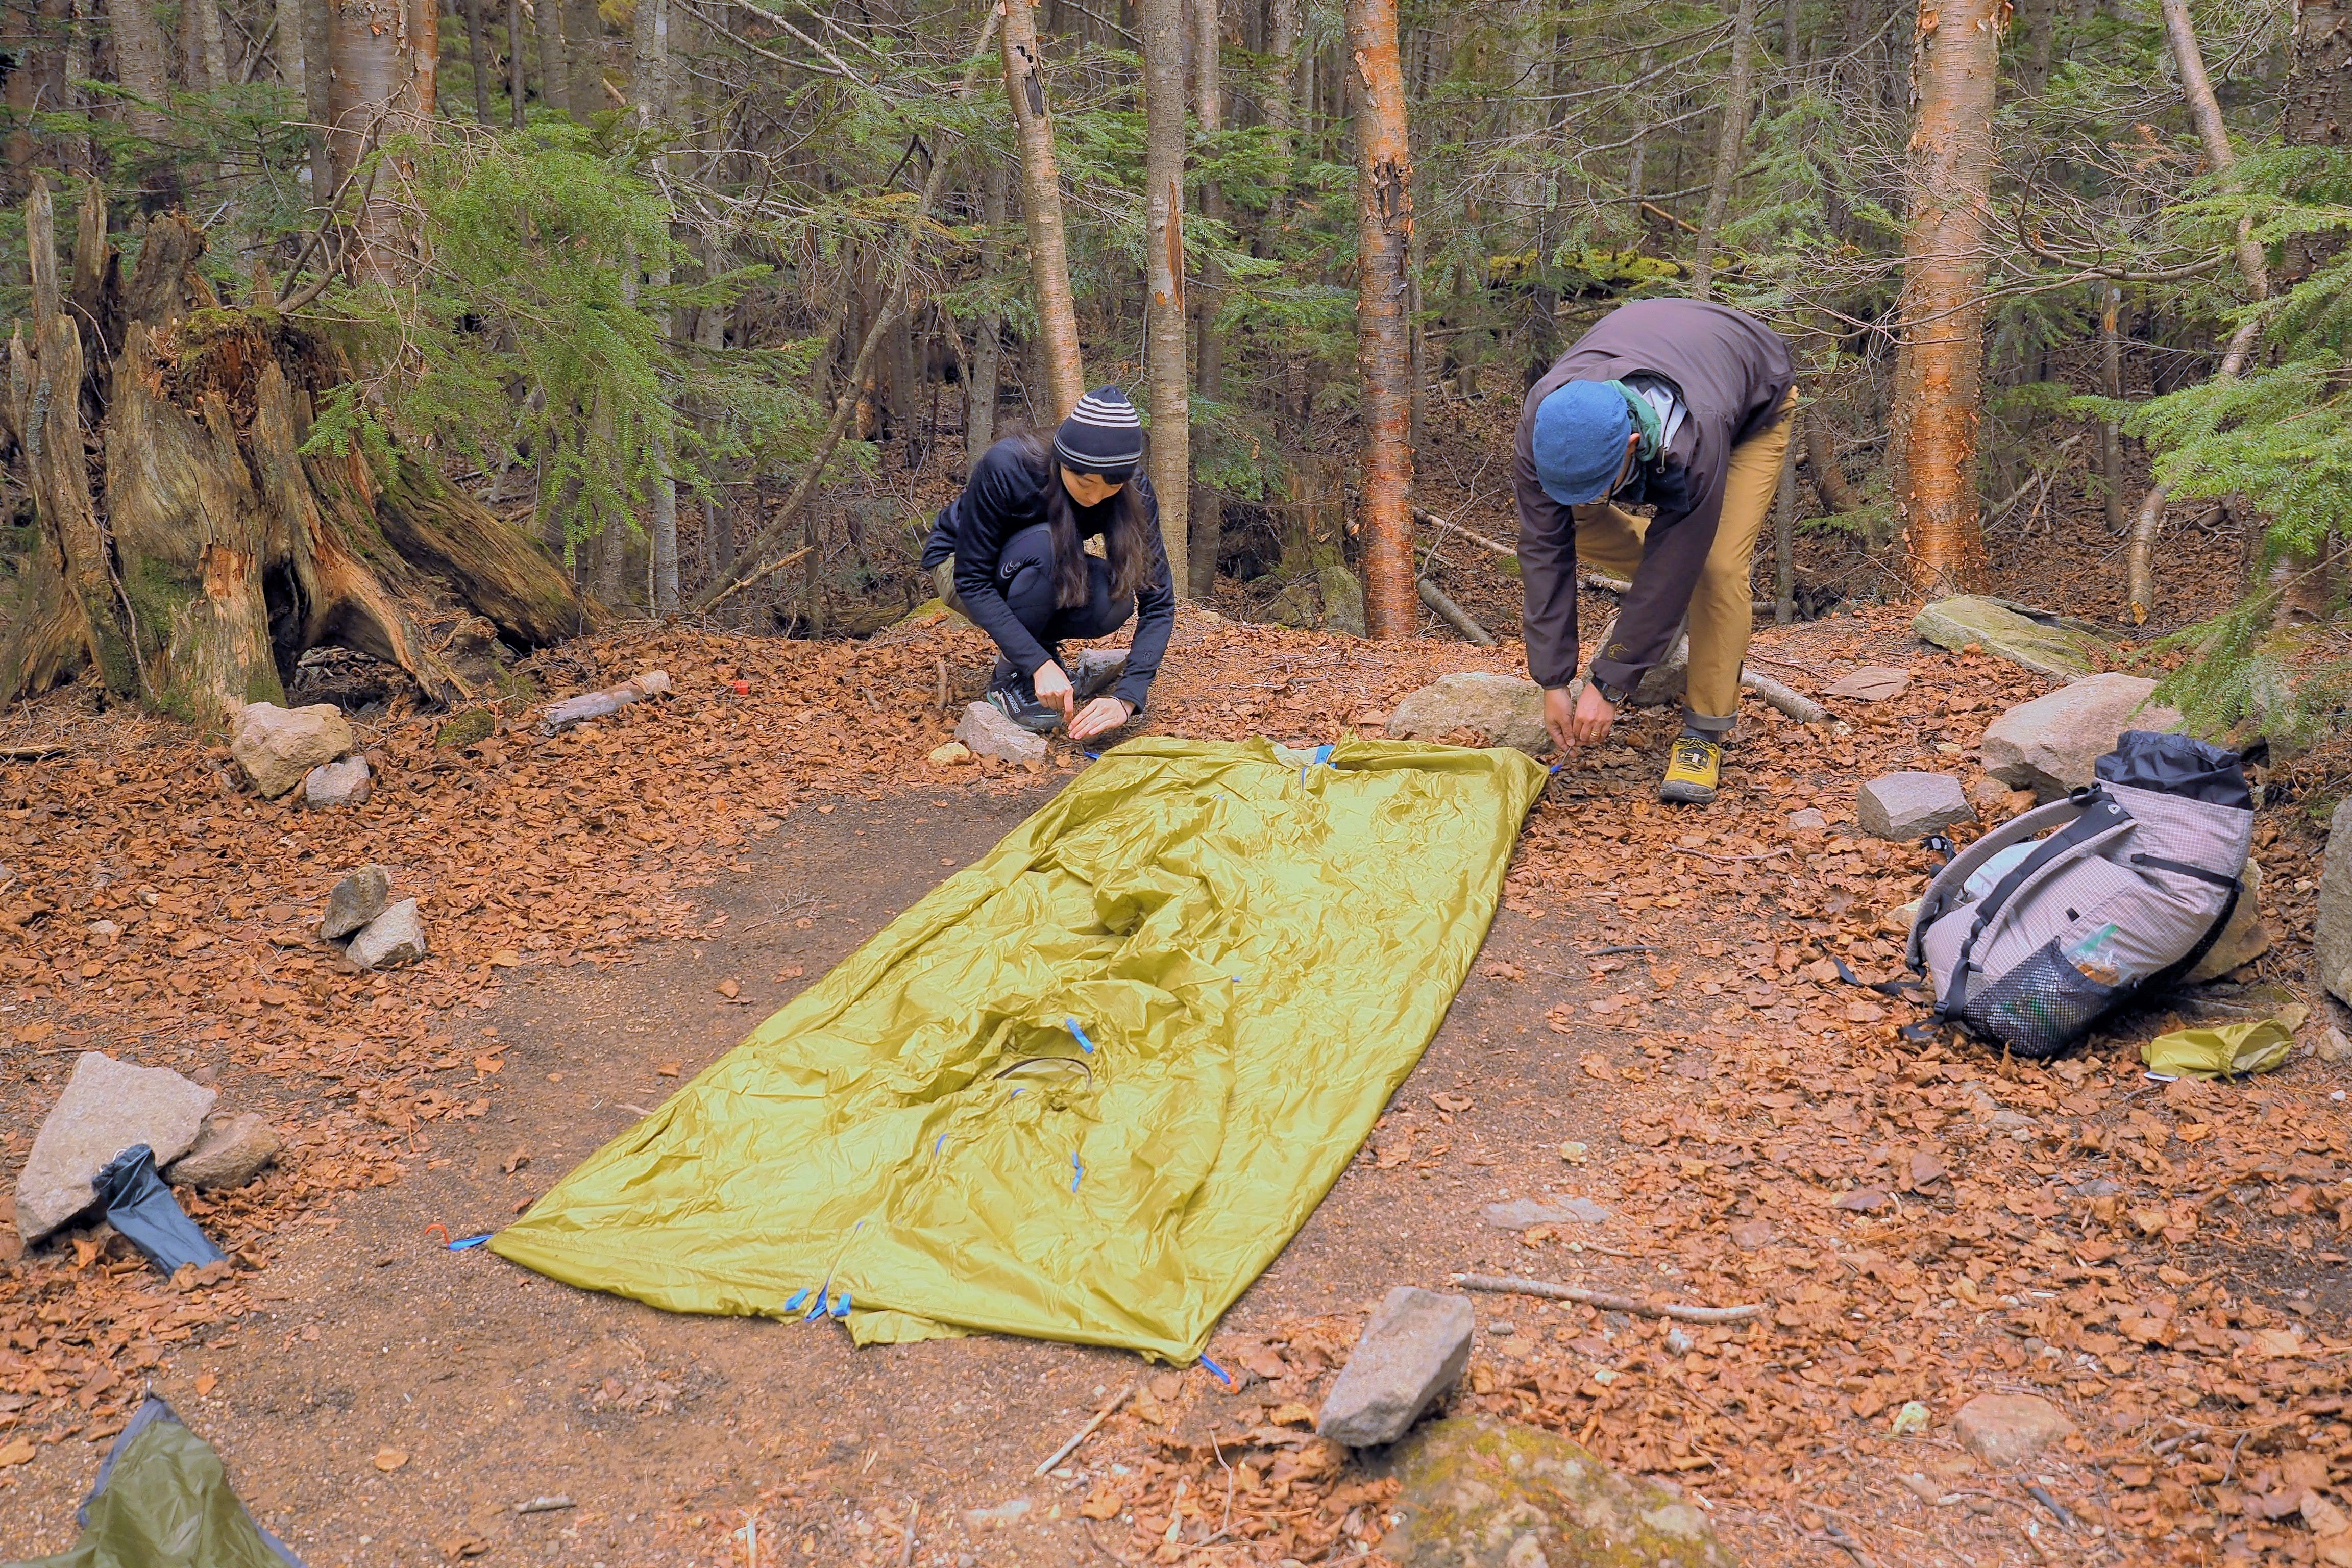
[
  {"left": 1316, "top": 1287, "right": 1476, "bottom": 1447},
  {"left": 1914, "top": 596, "right": 2109, "bottom": 680},
  {"left": 962, "top": 1499, "right": 1031, "bottom": 1529},
  {"left": 1384, "top": 1418, "right": 1733, "bottom": 1566},
  {"left": 2185, "top": 859, "right": 2269, "bottom": 983},
  {"left": 2317, "top": 799, "right": 2352, "bottom": 1008},
  {"left": 162, "top": 1112, "right": 281, "bottom": 1189},
  {"left": 14, "top": 1052, "right": 216, "bottom": 1246},
  {"left": 1484, "top": 1197, "right": 1610, "bottom": 1230},
  {"left": 1856, "top": 772, "right": 1975, "bottom": 841},
  {"left": 925, "top": 741, "right": 972, "bottom": 767},
  {"left": 1952, "top": 1393, "right": 2076, "bottom": 1468},
  {"left": 1557, "top": 1141, "right": 1588, "bottom": 1164},
  {"left": 230, "top": 702, "right": 356, "bottom": 799},
  {"left": 1980, "top": 673, "right": 2186, "bottom": 801},
  {"left": 954, "top": 701, "right": 1048, "bottom": 765},
  {"left": 1317, "top": 564, "right": 1367, "bottom": 638},
  {"left": 1824, "top": 666, "right": 1912, "bottom": 701},
  {"left": 2317, "top": 1027, "right": 2351, "bottom": 1064},
  {"left": 1785, "top": 807, "right": 1828, "bottom": 832},
  {"left": 321, "top": 865, "right": 391, "bottom": 941},
  {"left": 347, "top": 899, "right": 428, "bottom": 971},
  {"left": 1663, "top": 1327, "right": 1695, "bottom": 1356},
  {"left": 1387, "top": 673, "right": 1552, "bottom": 757},
  {"left": 302, "top": 754, "right": 372, "bottom": 808}
]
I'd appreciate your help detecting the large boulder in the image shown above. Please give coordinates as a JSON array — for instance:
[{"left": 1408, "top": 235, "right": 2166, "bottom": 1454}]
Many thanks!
[
  {"left": 1915, "top": 596, "right": 2109, "bottom": 680},
  {"left": 2318, "top": 799, "right": 2352, "bottom": 1007},
  {"left": 15, "top": 1053, "right": 216, "bottom": 1246},
  {"left": 1382, "top": 1418, "right": 1734, "bottom": 1567},
  {"left": 2186, "top": 859, "right": 2270, "bottom": 984},
  {"left": 1856, "top": 772, "right": 1975, "bottom": 841},
  {"left": 1980, "top": 673, "right": 2184, "bottom": 801},
  {"left": 1319, "top": 564, "right": 1367, "bottom": 638},
  {"left": 230, "top": 702, "right": 357, "bottom": 799},
  {"left": 1318, "top": 1287, "right": 1475, "bottom": 1448},
  {"left": 1388, "top": 673, "right": 1553, "bottom": 757}
]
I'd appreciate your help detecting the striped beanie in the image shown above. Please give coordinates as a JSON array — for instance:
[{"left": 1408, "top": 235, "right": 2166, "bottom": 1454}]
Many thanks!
[{"left": 1052, "top": 387, "right": 1145, "bottom": 480}]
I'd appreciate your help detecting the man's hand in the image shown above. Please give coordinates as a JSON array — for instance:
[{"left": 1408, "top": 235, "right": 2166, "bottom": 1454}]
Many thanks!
[
  {"left": 1545, "top": 682, "right": 1618, "bottom": 752},
  {"left": 1068, "top": 696, "right": 1134, "bottom": 743},
  {"left": 1031, "top": 659, "right": 1076, "bottom": 722}
]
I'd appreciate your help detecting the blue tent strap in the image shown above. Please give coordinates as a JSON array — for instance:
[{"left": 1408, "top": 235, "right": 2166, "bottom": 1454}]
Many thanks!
[
  {"left": 447, "top": 1234, "right": 493, "bottom": 1251},
  {"left": 1299, "top": 743, "right": 1335, "bottom": 785},
  {"left": 1071, "top": 1152, "right": 1084, "bottom": 1193},
  {"left": 1065, "top": 1016, "right": 1097, "bottom": 1055},
  {"left": 1199, "top": 1354, "right": 1235, "bottom": 1387}
]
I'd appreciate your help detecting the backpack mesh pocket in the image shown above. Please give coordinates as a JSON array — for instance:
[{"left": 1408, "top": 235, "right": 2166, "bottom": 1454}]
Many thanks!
[{"left": 1961, "top": 939, "right": 2121, "bottom": 1059}]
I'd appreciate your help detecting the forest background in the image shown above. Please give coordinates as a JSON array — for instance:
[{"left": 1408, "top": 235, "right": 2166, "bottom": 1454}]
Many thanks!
[{"left": 0, "top": 0, "right": 2343, "bottom": 742}]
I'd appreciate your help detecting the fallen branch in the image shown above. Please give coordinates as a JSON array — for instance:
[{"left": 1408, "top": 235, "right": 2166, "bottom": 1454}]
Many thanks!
[
  {"left": 1418, "top": 579, "right": 1496, "bottom": 646},
  {"left": 1034, "top": 1382, "right": 1135, "bottom": 1476},
  {"left": 0, "top": 745, "right": 66, "bottom": 761},
  {"left": 1740, "top": 667, "right": 1828, "bottom": 724},
  {"left": 537, "top": 670, "right": 673, "bottom": 736},
  {"left": 1582, "top": 570, "right": 1776, "bottom": 615},
  {"left": 702, "top": 546, "right": 813, "bottom": 615},
  {"left": 1450, "top": 1272, "right": 1765, "bottom": 1324},
  {"left": 1413, "top": 506, "right": 1516, "bottom": 558}
]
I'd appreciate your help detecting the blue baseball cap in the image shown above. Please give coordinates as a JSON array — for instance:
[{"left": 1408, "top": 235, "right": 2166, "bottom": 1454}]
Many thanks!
[{"left": 1531, "top": 381, "right": 1633, "bottom": 506}]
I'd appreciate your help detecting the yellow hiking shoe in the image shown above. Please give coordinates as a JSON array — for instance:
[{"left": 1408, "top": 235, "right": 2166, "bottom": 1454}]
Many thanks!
[{"left": 1659, "top": 735, "right": 1722, "bottom": 805}]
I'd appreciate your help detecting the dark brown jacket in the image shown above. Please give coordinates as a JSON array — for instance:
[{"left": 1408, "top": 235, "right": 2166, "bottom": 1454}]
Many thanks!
[{"left": 1514, "top": 300, "right": 1795, "bottom": 692}]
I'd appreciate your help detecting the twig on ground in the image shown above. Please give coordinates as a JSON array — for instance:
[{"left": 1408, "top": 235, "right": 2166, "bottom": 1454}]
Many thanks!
[
  {"left": 2023, "top": 1484, "right": 2076, "bottom": 1531},
  {"left": 0, "top": 745, "right": 65, "bottom": 760},
  {"left": 1035, "top": 1382, "right": 1137, "bottom": 1476},
  {"left": 1582, "top": 944, "right": 1658, "bottom": 957},
  {"left": 1820, "top": 1521, "right": 1879, "bottom": 1568},
  {"left": 1449, "top": 1272, "right": 1766, "bottom": 1323}
]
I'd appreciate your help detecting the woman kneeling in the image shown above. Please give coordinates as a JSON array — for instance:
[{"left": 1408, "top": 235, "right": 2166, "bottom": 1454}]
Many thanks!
[{"left": 921, "top": 387, "right": 1175, "bottom": 743}]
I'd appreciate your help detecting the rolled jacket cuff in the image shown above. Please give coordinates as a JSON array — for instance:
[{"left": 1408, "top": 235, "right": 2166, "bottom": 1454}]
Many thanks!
[{"left": 1587, "top": 656, "right": 1646, "bottom": 697}]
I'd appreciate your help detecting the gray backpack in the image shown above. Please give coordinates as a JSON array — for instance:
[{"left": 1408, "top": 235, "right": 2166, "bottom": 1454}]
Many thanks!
[{"left": 1905, "top": 731, "right": 2252, "bottom": 1058}]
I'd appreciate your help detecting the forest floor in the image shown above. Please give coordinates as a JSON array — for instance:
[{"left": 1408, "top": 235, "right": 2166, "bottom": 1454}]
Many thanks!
[{"left": 1, "top": 546, "right": 2347, "bottom": 1566}]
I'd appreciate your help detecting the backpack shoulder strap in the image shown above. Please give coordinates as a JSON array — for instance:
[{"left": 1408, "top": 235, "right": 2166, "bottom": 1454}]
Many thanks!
[{"left": 1906, "top": 794, "right": 2091, "bottom": 972}]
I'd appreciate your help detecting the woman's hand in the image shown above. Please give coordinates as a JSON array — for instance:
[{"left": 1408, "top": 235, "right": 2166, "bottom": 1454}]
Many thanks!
[
  {"left": 1068, "top": 696, "right": 1134, "bottom": 743},
  {"left": 1031, "top": 659, "right": 1076, "bottom": 723},
  {"left": 1544, "top": 682, "right": 1618, "bottom": 751}
]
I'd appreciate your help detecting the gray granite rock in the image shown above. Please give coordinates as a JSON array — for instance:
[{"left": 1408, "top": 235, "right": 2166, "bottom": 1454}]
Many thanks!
[
  {"left": 1069, "top": 648, "right": 1129, "bottom": 701},
  {"left": 954, "top": 701, "right": 1049, "bottom": 764},
  {"left": 163, "top": 1112, "right": 281, "bottom": 1189},
  {"left": 1387, "top": 673, "right": 1553, "bottom": 757},
  {"left": 2186, "top": 859, "right": 2269, "bottom": 984},
  {"left": 14, "top": 1052, "right": 216, "bottom": 1245},
  {"left": 347, "top": 898, "right": 428, "bottom": 971},
  {"left": 231, "top": 702, "right": 357, "bottom": 799},
  {"left": 1914, "top": 596, "right": 2109, "bottom": 680},
  {"left": 321, "top": 865, "right": 390, "bottom": 941},
  {"left": 1483, "top": 1197, "right": 1611, "bottom": 1230},
  {"left": 1317, "top": 1287, "right": 1475, "bottom": 1447},
  {"left": 1785, "top": 807, "right": 1829, "bottom": 832},
  {"left": 1318, "top": 564, "right": 1367, "bottom": 638},
  {"left": 1381, "top": 1417, "right": 1734, "bottom": 1567},
  {"left": 2319, "top": 799, "right": 2352, "bottom": 1008},
  {"left": 1856, "top": 772, "right": 1975, "bottom": 841},
  {"left": 1980, "top": 673, "right": 2184, "bottom": 801},
  {"left": 302, "top": 754, "right": 372, "bottom": 808}
]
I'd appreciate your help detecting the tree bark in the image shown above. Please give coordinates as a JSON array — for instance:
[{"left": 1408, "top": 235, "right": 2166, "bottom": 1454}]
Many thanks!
[
  {"left": 563, "top": 0, "right": 601, "bottom": 118},
  {"left": 106, "top": 0, "right": 174, "bottom": 143},
  {"left": 965, "top": 158, "right": 1008, "bottom": 469},
  {"left": 182, "top": 0, "right": 227, "bottom": 91},
  {"left": 1187, "top": 0, "right": 1224, "bottom": 598},
  {"left": 2125, "top": 0, "right": 2274, "bottom": 623},
  {"left": 328, "top": 0, "right": 437, "bottom": 285},
  {"left": 1893, "top": 0, "right": 2003, "bottom": 595},
  {"left": 507, "top": 0, "right": 525, "bottom": 126},
  {"left": 536, "top": 0, "right": 567, "bottom": 122},
  {"left": 275, "top": 0, "right": 306, "bottom": 106},
  {"left": 2099, "top": 283, "right": 2125, "bottom": 535},
  {"left": 1000, "top": 0, "right": 1086, "bottom": 419},
  {"left": 303, "top": 0, "right": 333, "bottom": 194},
  {"left": 1802, "top": 405, "right": 1861, "bottom": 511},
  {"left": 633, "top": 0, "right": 676, "bottom": 614},
  {"left": 1690, "top": 0, "right": 1758, "bottom": 297},
  {"left": 0, "top": 182, "right": 590, "bottom": 721},
  {"left": 1348, "top": 0, "right": 1414, "bottom": 638},
  {"left": 5, "top": 0, "right": 70, "bottom": 183},
  {"left": 1141, "top": 0, "right": 1190, "bottom": 589},
  {"left": 1260, "top": 0, "right": 1299, "bottom": 247},
  {"left": 465, "top": 0, "right": 493, "bottom": 122}
]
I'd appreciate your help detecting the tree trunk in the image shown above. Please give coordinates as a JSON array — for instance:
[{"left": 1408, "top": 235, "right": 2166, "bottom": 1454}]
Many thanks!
[
  {"left": 563, "top": 0, "right": 600, "bottom": 118},
  {"left": 2017, "top": 0, "right": 2055, "bottom": 98},
  {"left": 2099, "top": 284, "right": 2125, "bottom": 535},
  {"left": 507, "top": 0, "right": 525, "bottom": 126},
  {"left": 1186, "top": 0, "right": 1223, "bottom": 599},
  {"left": 465, "top": 0, "right": 493, "bottom": 122},
  {"left": 633, "top": 0, "right": 677, "bottom": 614},
  {"left": 182, "top": 0, "right": 227, "bottom": 91},
  {"left": 303, "top": 0, "right": 333, "bottom": 194},
  {"left": 5, "top": 0, "right": 69, "bottom": 183},
  {"left": 1802, "top": 405, "right": 1861, "bottom": 511},
  {"left": 965, "top": 159, "right": 1008, "bottom": 470},
  {"left": 536, "top": 0, "right": 568, "bottom": 121},
  {"left": 1000, "top": 0, "right": 1085, "bottom": 418},
  {"left": 2125, "top": 0, "right": 2274, "bottom": 623},
  {"left": 1140, "top": 0, "right": 1190, "bottom": 589},
  {"left": 1689, "top": 0, "right": 1757, "bottom": 297},
  {"left": 328, "top": 0, "right": 437, "bottom": 284},
  {"left": 106, "top": 0, "right": 174, "bottom": 144},
  {"left": 275, "top": 0, "right": 306, "bottom": 108},
  {"left": 1502, "top": 0, "right": 1546, "bottom": 242},
  {"left": 0, "top": 182, "right": 590, "bottom": 721},
  {"left": 1348, "top": 0, "right": 1414, "bottom": 638},
  {"left": 1893, "top": 0, "right": 2002, "bottom": 595},
  {"left": 1260, "top": 0, "right": 1299, "bottom": 248}
]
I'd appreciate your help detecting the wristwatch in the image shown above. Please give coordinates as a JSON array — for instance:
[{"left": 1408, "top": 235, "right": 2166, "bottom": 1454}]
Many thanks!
[{"left": 1590, "top": 676, "right": 1631, "bottom": 706}]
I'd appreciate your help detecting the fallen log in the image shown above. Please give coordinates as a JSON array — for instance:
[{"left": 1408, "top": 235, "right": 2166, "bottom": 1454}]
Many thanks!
[
  {"left": 1739, "top": 667, "right": 1829, "bottom": 724},
  {"left": 1450, "top": 1272, "right": 1766, "bottom": 1325},
  {"left": 538, "top": 670, "right": 673, "bottom": 735},
  {"left": 1418, "top": 579, "right": 1496, "bottom": 646}
]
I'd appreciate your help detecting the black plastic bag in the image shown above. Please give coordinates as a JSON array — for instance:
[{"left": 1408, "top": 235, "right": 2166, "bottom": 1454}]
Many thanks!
[{"left": 94, "top": 1145, "right": 226, "bottom": 1275}]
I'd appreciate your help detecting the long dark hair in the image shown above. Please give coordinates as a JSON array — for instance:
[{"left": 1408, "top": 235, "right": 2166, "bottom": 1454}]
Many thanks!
[{"left": 1004, "top": 429, "right": 1157, "bottom": 609}]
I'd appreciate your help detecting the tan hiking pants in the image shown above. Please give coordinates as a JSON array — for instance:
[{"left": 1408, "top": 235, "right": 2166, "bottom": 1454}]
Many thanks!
[{"left": 1571, "top": 386, "right": 1798, "bottom": 729}]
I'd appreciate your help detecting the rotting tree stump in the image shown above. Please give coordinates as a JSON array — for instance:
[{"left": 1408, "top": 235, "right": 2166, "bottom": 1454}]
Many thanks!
[{"left": 0, "top": 181, "right": 593, "bottom": 724}]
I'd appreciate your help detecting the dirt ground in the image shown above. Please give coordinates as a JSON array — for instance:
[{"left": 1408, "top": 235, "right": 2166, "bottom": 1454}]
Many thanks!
[{"left": 2, "top": 601, "right": 2347, "bottom": 1568}]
